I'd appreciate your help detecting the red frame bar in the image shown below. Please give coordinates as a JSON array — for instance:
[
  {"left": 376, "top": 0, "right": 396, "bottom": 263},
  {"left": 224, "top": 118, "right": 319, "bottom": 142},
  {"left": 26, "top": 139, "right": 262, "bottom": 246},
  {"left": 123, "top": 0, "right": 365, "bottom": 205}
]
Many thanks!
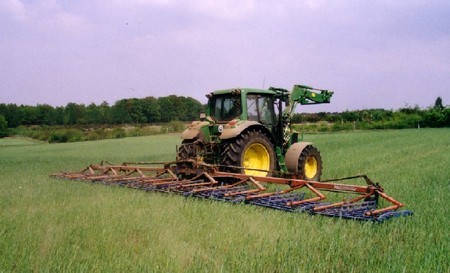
[{"left": 53, "top": 162, "right": 406, "bottom": 217}]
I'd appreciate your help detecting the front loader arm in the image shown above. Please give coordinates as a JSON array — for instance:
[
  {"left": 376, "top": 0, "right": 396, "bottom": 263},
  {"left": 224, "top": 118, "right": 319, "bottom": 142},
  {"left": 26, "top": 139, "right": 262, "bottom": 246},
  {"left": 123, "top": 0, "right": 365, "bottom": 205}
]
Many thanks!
[
  {"left": 291, "top": 85, "right": 333, "bottom": 105},
  {"left": 271, "top": 84, "right": 334, "bottom": 147}
]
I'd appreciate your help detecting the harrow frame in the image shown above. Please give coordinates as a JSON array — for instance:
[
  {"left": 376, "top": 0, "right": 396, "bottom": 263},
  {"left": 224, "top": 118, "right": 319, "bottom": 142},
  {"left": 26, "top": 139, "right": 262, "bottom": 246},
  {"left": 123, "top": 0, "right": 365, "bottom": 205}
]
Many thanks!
[{"left": 51, "top": 160, "right": 412, "bottom": 222}]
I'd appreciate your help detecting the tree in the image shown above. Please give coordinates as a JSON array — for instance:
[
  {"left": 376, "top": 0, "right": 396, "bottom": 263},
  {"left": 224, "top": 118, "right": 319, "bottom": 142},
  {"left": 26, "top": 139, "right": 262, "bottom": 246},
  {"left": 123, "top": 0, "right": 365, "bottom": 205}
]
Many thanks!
[
  {"left": 141, "top": 97, "right": 161, "bottom": 123},
  {"left": 36, "top": 104, "right": 57, "bottom": 125},
  {"left": 434, "top": 97, "right": 444, "bottom": 111},
  {"left": 111, "top": 100, "right": 132, "bottom": 124},
  {"left": 99, "top": 101, "right": 112, "bottom": 124},
  {"left": 341, "top": 110, "right": 359, "bottom": 122},
  {"left": 127, "top": 99, "right": 147, "bottom": 123},
  {"left": 64, "top": 103, "right": 86, "bottom": 125},
  {"left": 169, "top": 95, "right": 187, "bottom": 121},
  {"left": 21, "top": 105, "right": 38, "bottom": 125},
  {"left": 158, "top": 96, "right": 177, "bottom": 122},
  {"left": 184, "top": 97, "right": 203, "bottom": 121},
  {"left": 444, "top": 108, "right": 450, "bottom": 127},
  {"left": 0, "top": 115, "right": 8, "bottom": 137},
  {"left": 54, "top": 106, "right": 65, "bottom": 125},
  {"left": 86, "top": 103, "right": 102, "bottom": 124}
]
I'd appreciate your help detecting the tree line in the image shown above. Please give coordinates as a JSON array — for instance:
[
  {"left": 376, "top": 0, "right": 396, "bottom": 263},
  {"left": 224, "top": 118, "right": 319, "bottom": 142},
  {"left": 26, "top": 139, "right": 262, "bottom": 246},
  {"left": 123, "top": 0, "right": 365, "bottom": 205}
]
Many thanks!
[
  {"left": 0, "top": 95, "right": 203, "bottom": 128},
  {"left": 293, "top": 97, "right": 449, "bottom": 129},
  {"left": 0, "top": 96, "right": 448, "bottom": 139}
]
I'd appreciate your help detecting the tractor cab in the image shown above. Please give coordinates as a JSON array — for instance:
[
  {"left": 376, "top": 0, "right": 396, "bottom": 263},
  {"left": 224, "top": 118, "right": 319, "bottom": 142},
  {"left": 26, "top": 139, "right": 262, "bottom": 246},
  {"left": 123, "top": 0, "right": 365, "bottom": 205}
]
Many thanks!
[
  {"left": 209, "top": 93, "right": 242, "bottom": 123},
  {"left": 207, "top": 88, "right": 277, "bottom": 127}
]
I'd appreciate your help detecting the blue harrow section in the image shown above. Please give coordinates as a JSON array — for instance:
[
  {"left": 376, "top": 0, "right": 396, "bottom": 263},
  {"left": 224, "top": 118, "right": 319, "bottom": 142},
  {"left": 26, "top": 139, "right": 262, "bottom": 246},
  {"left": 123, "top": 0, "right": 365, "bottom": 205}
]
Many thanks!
[
  {"left": 186, "top": 186, "right": 412, "bottom": 222},
  {"left": 51, "top": 163, "right": 413, "bottom": 223}
]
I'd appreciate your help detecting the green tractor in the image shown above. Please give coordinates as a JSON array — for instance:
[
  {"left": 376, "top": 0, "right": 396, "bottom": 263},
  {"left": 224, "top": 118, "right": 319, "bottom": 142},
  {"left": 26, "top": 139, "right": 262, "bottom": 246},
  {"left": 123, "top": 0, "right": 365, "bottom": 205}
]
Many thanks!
[{"left": 178, "top": 85, "right": 333, "bottom": 180}]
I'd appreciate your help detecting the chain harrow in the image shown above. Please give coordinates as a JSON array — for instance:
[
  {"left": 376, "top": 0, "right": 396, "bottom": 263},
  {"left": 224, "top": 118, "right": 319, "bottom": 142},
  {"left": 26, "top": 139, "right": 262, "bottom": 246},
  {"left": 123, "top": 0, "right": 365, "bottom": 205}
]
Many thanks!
[{"left": 51, "top": 160, "right": 412, "bottom": 222}]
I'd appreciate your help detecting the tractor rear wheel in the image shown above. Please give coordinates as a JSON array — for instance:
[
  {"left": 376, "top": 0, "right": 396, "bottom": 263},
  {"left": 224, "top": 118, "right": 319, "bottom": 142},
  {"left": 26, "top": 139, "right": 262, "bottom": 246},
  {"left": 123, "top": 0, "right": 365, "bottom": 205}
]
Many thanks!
[
  {"left": 178, "top": 139, "right": 205, "bottom": 161},
  {"left": 297, "top": 145, "right": 322, "bottom": 181},
  {"left": 178, "top": 140, "right": 194, "bottom": 160},
  {"left": 220, "top": 129, "right": 275, "bottom": 177}
]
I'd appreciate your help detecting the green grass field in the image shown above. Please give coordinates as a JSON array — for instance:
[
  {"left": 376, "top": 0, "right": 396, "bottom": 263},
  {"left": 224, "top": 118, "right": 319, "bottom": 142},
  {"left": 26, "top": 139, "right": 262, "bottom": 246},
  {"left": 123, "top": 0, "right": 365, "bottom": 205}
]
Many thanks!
[{"left": 1, "top": 129, "right": 449, "bottom": 272}]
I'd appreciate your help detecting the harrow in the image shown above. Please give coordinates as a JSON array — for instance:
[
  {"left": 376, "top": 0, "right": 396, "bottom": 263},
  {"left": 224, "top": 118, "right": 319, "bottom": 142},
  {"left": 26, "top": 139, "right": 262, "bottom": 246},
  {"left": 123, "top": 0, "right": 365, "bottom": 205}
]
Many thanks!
[{"left": 52, "top": 160, "right": 412, "bottom": 222}]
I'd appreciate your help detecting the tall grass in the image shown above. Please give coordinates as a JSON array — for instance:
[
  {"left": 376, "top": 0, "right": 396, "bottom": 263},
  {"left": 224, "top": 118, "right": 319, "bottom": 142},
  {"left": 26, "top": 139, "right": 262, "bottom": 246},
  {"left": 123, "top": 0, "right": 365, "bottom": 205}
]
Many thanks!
[{"left": 0, "top": 129, "right": 449, "bottom": 272}]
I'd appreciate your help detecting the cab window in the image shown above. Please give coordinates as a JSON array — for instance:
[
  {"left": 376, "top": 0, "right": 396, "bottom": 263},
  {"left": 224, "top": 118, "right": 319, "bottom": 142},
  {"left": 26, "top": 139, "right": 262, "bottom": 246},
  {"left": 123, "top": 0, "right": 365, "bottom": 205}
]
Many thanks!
[
  {"left": 247, "top": 95, "right": 275, "bottom": 125},
  {"left": 211, "top": 95, "right": 241, "bottom": 121}
]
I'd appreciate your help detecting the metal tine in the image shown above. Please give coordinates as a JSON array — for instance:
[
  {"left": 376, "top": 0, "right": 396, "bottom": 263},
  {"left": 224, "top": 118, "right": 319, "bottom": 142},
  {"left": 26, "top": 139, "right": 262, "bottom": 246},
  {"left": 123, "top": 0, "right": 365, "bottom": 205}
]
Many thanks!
[{"left": 224, "top": 177, "right": 266, "bottom": 197}]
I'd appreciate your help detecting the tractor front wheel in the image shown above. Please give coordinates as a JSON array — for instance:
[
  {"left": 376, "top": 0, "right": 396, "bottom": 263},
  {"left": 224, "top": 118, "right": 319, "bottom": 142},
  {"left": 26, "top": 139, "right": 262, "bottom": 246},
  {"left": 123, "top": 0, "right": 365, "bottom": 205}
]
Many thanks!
[
  {"left": 297, "top": 145, "right": 322, "bottom": 181},
  {"left": 286, "top": 143, "right": 322, "bottom": 181}
]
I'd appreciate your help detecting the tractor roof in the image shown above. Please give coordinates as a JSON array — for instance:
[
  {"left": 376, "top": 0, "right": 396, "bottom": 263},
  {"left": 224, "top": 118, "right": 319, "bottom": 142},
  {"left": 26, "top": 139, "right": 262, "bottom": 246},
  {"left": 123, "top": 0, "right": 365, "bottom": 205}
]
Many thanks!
[{"left": 211, "top": 88, "right": 278, "bottom": 97}]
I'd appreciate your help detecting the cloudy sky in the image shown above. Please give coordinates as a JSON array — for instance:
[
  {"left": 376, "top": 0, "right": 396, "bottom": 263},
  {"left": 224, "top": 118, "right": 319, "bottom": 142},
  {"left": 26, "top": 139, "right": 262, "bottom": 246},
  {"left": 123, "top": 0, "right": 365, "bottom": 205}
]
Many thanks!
[{"left": 1, "top": 0, "right": 449, "bottom": 112}]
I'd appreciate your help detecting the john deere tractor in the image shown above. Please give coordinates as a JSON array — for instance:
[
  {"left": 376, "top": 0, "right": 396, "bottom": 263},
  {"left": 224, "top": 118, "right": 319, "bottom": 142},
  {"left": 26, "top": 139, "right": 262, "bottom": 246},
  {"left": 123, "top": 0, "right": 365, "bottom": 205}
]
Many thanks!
[
  {"left": 178, "top": 85, "right": 333, "bottom": 180},
  {"left": 53, "top": 84, "right": 412, "bottom": 221}
]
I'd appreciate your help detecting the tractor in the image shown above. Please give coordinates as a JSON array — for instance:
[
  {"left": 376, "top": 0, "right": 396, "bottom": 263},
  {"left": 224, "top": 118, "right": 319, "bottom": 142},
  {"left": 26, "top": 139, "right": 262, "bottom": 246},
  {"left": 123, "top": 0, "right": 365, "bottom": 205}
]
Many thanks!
[
  {"left": 178, "top": 85, "right": 333, "bottom": 180},
  {"left": 52, "top": 84, "right": 412, "bottom": 222}
]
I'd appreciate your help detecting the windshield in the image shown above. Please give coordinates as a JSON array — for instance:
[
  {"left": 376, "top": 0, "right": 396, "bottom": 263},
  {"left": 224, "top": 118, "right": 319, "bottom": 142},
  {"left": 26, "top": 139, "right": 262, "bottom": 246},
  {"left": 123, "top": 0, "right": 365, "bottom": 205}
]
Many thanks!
[{"left": 210, "top": 95, "right": 242, "bottom": 121}]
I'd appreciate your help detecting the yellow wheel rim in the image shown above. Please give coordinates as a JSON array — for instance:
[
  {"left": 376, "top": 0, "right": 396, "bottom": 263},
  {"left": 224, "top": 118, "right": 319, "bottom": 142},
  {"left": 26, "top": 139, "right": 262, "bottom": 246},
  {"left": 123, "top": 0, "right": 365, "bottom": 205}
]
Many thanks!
[
  {"left": 243, "top": 143, "right": 270, "bottom": 177},
  {"left": 304, "top": 156, "right": 318, "bottom": 180}
]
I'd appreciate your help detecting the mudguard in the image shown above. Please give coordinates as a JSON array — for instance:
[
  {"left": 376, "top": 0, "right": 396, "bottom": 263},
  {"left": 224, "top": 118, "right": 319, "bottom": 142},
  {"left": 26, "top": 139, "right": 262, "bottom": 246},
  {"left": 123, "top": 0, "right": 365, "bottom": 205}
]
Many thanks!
[
  {"left": 220, "top": 120, "right": 262, "bottom": 140},
  {"left": 181, "top": 121, "right": 210, "bottom": 140},
  {"left": 285, "top": 142, "right": 313, "bottom": 174}
]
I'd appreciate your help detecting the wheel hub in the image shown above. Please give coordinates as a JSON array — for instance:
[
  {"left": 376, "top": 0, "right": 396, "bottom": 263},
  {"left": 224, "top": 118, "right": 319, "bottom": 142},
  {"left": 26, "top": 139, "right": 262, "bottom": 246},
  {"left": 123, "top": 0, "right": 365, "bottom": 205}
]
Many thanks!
[
  {"left": 304, "top": 156, "right": 318, "bottom": 180},
  {"left": 243, "top": 143, "right": 270, "bottom": 177}
]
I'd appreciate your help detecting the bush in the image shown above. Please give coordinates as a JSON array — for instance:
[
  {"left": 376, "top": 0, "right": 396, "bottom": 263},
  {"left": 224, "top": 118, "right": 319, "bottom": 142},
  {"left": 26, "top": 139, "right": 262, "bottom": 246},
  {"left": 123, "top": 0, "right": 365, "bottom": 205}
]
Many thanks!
[
  {"left": 34, "top": 129, "right": 52, "bottom": 142},
  {"left": 317, "top": 121, "right": 330, "bottom": 132},
  {"left": 422, "top": 108, "right": 447, "bottom": 127},
  {"left": 332, "top": 122, "right": 354, "bottom": 131},
  {"left": 355, "top": 121, "right": 369, "bottom": 130},
  {"left": 292, "top": 123, "right": 318, "bottom": 133},
  {"left": 127, "top": 127, "right": 144, "bottom": 137},
  {"left": 161, "top": 121, "right": 186, "bottom": 133},
  {"left": 49, "top": 129, "right": 83, "bottom": 143},
  {"left": 49, "top": 131, "right": 65, "bottom": 143},
  {"left": 142, "top": 126, "right": 161, "bottom": 135},
  {"left": 108, "top": 128, "right": 126, "bottom": 139},
  {"left": 85, "top": 129, "right": 108, "bottom": 141}
]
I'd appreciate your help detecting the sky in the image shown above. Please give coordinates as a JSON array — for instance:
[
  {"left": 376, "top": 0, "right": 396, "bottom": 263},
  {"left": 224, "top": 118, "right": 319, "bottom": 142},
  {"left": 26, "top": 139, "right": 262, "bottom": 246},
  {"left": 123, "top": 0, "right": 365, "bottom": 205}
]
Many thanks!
[{"left": 1, "top": 0, "right": 449, "bottom": 112}]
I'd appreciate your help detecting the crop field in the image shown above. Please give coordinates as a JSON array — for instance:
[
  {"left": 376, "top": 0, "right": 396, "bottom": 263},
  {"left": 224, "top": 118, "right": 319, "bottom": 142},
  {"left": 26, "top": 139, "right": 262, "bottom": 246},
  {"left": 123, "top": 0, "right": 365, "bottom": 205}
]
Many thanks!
[{"left": 1, "top": 129, "right": 449, "bottom": 272}]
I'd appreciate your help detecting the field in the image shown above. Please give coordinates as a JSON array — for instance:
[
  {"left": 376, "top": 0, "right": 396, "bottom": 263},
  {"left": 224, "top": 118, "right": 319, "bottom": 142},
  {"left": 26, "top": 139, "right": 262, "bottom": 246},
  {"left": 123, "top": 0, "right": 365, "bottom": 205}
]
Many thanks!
[{"left": 1, "top": 129, "right": 449, "bottom": 272}]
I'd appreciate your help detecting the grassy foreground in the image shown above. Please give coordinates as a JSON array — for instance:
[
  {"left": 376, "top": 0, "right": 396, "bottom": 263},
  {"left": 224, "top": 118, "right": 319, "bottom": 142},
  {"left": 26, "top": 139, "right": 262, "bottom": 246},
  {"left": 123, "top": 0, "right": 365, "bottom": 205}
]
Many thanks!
[{"left": 0, "top": 129, "right": 449, "bottom": 272}]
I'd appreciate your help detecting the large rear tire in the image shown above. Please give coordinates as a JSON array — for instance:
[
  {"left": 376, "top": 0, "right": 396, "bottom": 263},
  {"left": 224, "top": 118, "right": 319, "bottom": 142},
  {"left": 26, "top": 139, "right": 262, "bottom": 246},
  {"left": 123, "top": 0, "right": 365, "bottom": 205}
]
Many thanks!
[
  {"left": 178, "top": 139, "right": 205, "bottom": 161},
  {"left": 220, "top": 129, "right": 275, "bottom": 177},
  {"left": 177, "top": 138, "right": 206, "bottom": 179}
]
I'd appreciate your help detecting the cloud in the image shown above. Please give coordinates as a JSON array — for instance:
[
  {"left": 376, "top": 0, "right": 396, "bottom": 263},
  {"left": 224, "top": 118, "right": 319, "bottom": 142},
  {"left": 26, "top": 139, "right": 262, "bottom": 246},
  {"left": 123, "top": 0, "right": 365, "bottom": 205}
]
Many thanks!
[
  {"left": 0, "top": 0, "right": 27, "bottom": 21},
  {"left": 189, "top": 0, "right": 257, "bottom": 20},
  {"left": 49, "top": 11, "right": 90, "bottom": 32},
  {"left": 102, "top": 0, "right": 258, "bottom": 20},
  {"left": 1, "top": 0, "right": 91, "bottom": 33},
  {"left": 1, "top": 0, "right": 449, "bottom": 109},
  {"left": 110, "top": 0, "right": 174, "bottom": 6},
  {"left": 304, "top": 0, "right": 327, "bottom": 10}
]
